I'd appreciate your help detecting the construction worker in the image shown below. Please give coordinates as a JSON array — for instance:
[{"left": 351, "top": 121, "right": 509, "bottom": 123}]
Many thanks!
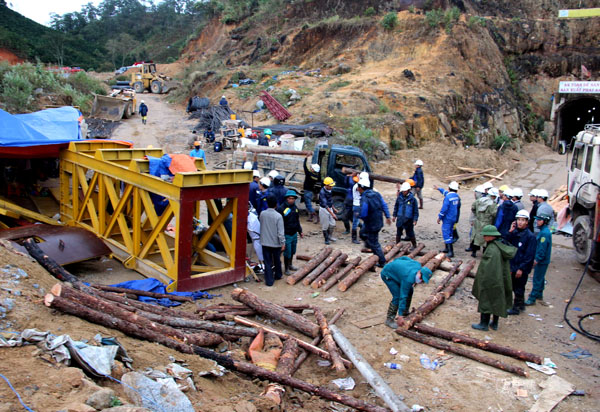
[
  {"left": 267, "top": 170, "right": 279, "bottom": 183},
  {"left": 350, "top": 173, "right": 362, "bottom": 244},
  {"left": 434, "top": 181, "right": 461, "bottom": 258},
  {"left": 495, "top": 188, "right": 518, "bottom": 238},
  {"left": 467, "top": 186, "right": 498, "bottom": 257},
  {"left": 319, "top": 177, "right": 338, "bottom": 245},
  {"left": 139, "top": 100, "right": 148, "bottom": 125},
  {"left": 268, "top": 175, "right": 288, "bottom": 208},
  {"left": 204, "top": 127, "right": 215, "bottom": 143},
  {"left": 506, "top": 209, "right": 537, "bottom": 315},
  {"left": 219, "top": 95, "right": 229, "bottom": 107},
  {"left": 259, "top": 195, "right": 285, "bottom": 286},
  {"left": 511, "top": 188, "right": 524, "bottom": 210},
  {"left": 411, "top": 160, "right": 425, "bottom": 209},
  {"left": 528, "top": 189, "right": 540, "bottom": 232},
  {"left": 358, "top": 175, "right": 392, "bottom": 267},
  {"left": 482, "top": 181, "right": 494, "bottom": 196},
  {"left": 248, "top": 167, "right": 261, "bottom": 211},
  {"left": 256, "top": 177, "right": 271, "bottom": 215},
  {"left": 278, "top": 190, "right": 303, "bottom": 275},
  {"left": 302, "top": 157, "right": 320, "bottom": 223},
  {"left": 247, "top": 203, "right": 264, "bottom": 275},
  {"left": 341, "top": 172, "right": 357, "bottom": 235},
  {"left": 392, "top": 181, "right": 418, "bottom": 249},
  {"left": 189, "top": 141, "right": 207, "bottom": 165},
  {"left": 381, "top": 256, "right": 432, "bottom": 328},
  {"left": 535, "top": 189, "right": 555, "bottom": 233},
  {"left": 498, "top": 185, "right": 509, "bottom": 205},
  {"left": 471, "top": 225, "right": 517, "bottom": 331},
  {"left": 526, "top": 211, "right": 553, "bottom": 305}
]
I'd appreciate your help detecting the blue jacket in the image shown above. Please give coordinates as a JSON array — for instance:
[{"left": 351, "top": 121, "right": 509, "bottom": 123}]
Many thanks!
[
  {"left": 381, "top": 256, "right": 426, "bottom": 312},
  {"left": 506, "top": 227, "right": 536, "bottom": 274},
  {"left": 256, "top": 191, "right": 269, "bottom": 216},
  {"left": 360, "top": 189, "right": 390, "bottom": 232},
  {"left": 411, "top": 167, "right": 424, "bottom": 188},
  {"left": 268, "top": 184, "right": 288, "bottom": 208},
  {"left": 344, "top": 175, "right": 354, "bottom": 201},
  {"left": 319, "top": 187, "right": 333, "bottom": 208},
  {"left": 535, "top": 225, "right": 552, "bottom": 265},
  {"left": 249, "top": 180, "right": 260, "bottom": 211},
  {"left": 437, "top": 188, "right": 460, "bottom": 224},
  {"left": 219, "top": 97, "right": 228, "bottom": 106},
  {"left": 189, "top": 148, "right": 206, "bottom": 164},
  {"left": 393, "top": 191, "right": 419, "bottom": 226},
  {"left": 495, "top": 199, "right": 518, "bottom": 238},
  {"left": 139, "top": 103, "right": 148, "bottom": 116}
]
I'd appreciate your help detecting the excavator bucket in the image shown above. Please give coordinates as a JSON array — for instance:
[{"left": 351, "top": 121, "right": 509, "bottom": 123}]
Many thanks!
[
  {"left": 160, "top": 80, "right": 181, "bottom": 94},
  {"left": 90, "top": 95, "right": 130, "bottom": 121}
]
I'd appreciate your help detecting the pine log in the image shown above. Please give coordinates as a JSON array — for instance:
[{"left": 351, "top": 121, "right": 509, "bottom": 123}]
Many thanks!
[
  {"left": 330, "top": 325, "right": 410, "bottom": 412},
  {"left": 303, "top": 250, "right": 342, "bottom": 286},
  {"left": 313, "top": 307, "right": 346, "bottom": 376},
  {"left": 244, "top": 146, "right": 312, "bottom": 156},
  {"left": 397, "top": 260, "right": 475, "bottom": 330},
  {"left": 433, "top": 260, "right": 462, "bottom": 294},
  {"left": 412, "top": 324, "right": 543, "bottom": 364},
  {"left": 231, "top": 288, "right": 319, "bottom": 338},
  {"left": 202, "top": 310, "right": 255, "bottom": 320},
  {"left": 341, "top": 167, "right": 405, "bottom": 185},
  {"left": 24, "top": 238, "right": 81, "bottom": 284},
  {"left": 337, "top": 243, "right": 396, "bottom": 292},
  {"left": 197, "top": 304, "right": 309, "bottom": 313},
  {"left": 192, "top": 345, "right": 388, "bottom": 412},
  {"left": 423, "top": 253, "right": 447, "bottom": 272},
  {"left": 51, "top": 284, "right": 223, "bottom": 346},
  {"left": 295, "top": 255, "right": 312, "bottom": 261},
  {"left": 439, "top": 260, "right": 475, "bottom": 278},
  {"left": 406, "top": 243, "right": 425, "bottom": 259},
  {"left": 311, "top": 253, "right": 347, "bottom": 289},
  {"left": 287, "top": 247, "right": 332, "bottom": 285},
  {"left": 91, "top": 284, "right": 192, "bottom": 302},
  {"left": 262, "top": 337, "right": 300, "bottom": 405},
  {"left": 417, "top": 250, "right": 437, "bottom": 265},
  {"left": 385, "top": 243, "right": 412, "bottom": 261},
  {"left": 322, "top": 257, "right": 361, "bottom": 291},
  {"left": 292, "top": 308, "right": 345, "bottom": 374},
  {"left": 45, "top": 294, "right": 195, "bottom": 353},
  {"left": 395, "top": 329, "right": 528, "bottom": 377},
  {"left": 233, "top": 316, "right": 352, "bottom": 369}
]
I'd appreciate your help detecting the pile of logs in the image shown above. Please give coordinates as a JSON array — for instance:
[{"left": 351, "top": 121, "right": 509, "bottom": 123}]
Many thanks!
[{"left": 446, "top": 167, "right": 507, "bottom": 183}]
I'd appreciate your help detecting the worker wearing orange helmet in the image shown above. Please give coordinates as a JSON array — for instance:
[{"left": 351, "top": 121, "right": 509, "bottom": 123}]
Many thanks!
[{"left": 189, "top": 141, "right": 207, "bottom": 165}]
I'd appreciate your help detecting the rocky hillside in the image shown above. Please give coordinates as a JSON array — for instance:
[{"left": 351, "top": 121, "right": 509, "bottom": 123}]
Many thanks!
[{"left": 177, "top": 0, "right": 600, "bottom": 153}]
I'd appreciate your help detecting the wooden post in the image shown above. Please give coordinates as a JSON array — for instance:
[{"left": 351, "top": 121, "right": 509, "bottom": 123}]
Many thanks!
[
  {"left": 90, "top": 284, "right": 193, "bottom": 302},
  {"left": 24, "top": 238, "right": 81, "bottom": 285},
  {"left": 322, "top": 257, "right": 361, "bottom": 291},
  {"left": 412, "top": 323, "right": 543, "bottom": 364},
  {"left": 330, "top": 325, "right": 410, "bottom": 412},
  {"left": 406, "top": 243, "right": 425, "bottom": 259},
  {"left": 287, "top": 247, "right": 332, "bottom": 285},
  {"left": 433, "top": 260, "right": 462, "bottom": 294},
  {"left": 311, "top": 253, "right": 347, "bottom": 289},
  {"left": 423, "top": 252, "right": 447, "bottom": 272},
  {"left": 313, "top": 307, "right": 346, "bottom": 376},
  {"left": 395, "top": 329, "right": 528, "bottom": 377},
  {"left": 337, "top": 243, "right": 396, "bottom": 292},
  {"left": 262, "top": 338, "right": 300, "bottom": 405},
  {"left": 417, "top": 250, "right": 437, "bottom": 265},
  {"left": 231, "top": 288, "right": 320, "bottom": 338},
  {"left": 303, "top": 250, "right": 343, "bottom": 286}
]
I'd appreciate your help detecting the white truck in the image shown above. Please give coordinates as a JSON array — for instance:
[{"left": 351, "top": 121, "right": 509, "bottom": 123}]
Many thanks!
[{"left": 567, "top": 124, "right": 600, "bottom": 269}]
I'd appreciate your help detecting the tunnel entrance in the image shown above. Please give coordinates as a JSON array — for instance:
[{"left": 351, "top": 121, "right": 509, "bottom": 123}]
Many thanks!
[{"left": 556, "top": 97, "right": 600, "bottom": 148}]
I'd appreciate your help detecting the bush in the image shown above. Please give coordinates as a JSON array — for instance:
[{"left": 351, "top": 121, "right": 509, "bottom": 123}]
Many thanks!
[
  {"left": 327, "top": 80, "right": 351, "bottom": 90},
  {"left": 1, "top": 71, "right": 34, "bottom": 112},
  {"left": 381, "top": 12, "right": 398, "bottom": 31},
  {"left": 390, "top": 139, "right": 403, "bottom": 151},
  {"left": 463, "top": 128, "right": 477, "bottom": 146},
  {"left": 425, "top": 9, "right": 443, "bottom": 28},
  {"left": 378, "top": 101, "right": 390, "bottom": 113},
  {"left": 344, "top": 118, "right": 379, "bottom": 157},
  {"left": 443, "top": 6, "right": 461, "bottom": 32},
  {"left": 364, "top": 7, "right": 376, "bottom": 17},
  {"left": 491, "top": 134, "right": 512, "bottom": 151},
  {"left": 468, "top": 15, "right": 487, "bottom": 28}
]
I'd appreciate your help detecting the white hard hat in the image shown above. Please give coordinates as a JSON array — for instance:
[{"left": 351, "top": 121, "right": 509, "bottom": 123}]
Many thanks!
[
  {"left": 358, "top": 177, "right": 371, "bottom": 187},
  {"left": 140, "top": 100, "right": 145, "bottom": 103},
  {"left": 400, "top": 182, "right": 411, "bottom": 192},
  {"left": 449, "top": 181, "right": 459, "bottom": 191},
  {"left": 515, "top": 209, "right": 530, "bottom": 219},
  {"left": 415, "top": 159, "right": 424, "bottom": 166},
  {"left": 268, "top": 170, "right": 279, "bottom": 179},
  {"left": 528, "top": 189, "right": 539, "bottom": 197},
  {"left": 259, "top": 177, "right": 271, "bottom": 187},
  {"left": 311, "top": 164, "right": 320, "bottom": 173},
  {"left": 222, "top": 95, "right": 226, "bottom": 99},
  {"left": 503, "top": 188, "right": 513, "bottom": 197},
  {"left": 512, "top": 188, "right": 523, "bottom": 198},
  {"left": 482, "top": 182, "right": 493, "bottom": 190},
  {"left": 488, "top": 187, "right": 499, "bottom": 197},
  {"left": 537, "top": 189, "right": 549, "bottom": 199},
  {"left": 243, "top": 161, "right": 253, "bottom": 170},
  {"left": 474, "top": 185, "right": 485, "bottom": 193},
  {"left": 359, "top": 171, "right": 370, "bottom": 180},
  {"left": 253, "top": 170, "right": 261, "bottom": 178}
]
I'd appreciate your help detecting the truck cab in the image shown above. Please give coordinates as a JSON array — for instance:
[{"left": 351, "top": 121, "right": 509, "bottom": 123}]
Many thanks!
[{"left": 567, "top": 124, "right": 600, "bottom": 264}]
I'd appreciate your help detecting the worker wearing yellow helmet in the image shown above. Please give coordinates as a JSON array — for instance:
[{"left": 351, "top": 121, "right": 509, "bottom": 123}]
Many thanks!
[{"left": 319, "top": 177, "right": 337, "bottom": 244}]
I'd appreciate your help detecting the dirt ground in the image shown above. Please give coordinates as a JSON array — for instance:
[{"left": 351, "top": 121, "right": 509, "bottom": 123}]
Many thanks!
[{"left": 1, "top": 94, "right": 598, "bottom": 412}]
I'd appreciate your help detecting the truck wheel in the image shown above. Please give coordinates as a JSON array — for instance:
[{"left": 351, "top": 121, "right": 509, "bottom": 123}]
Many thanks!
[
  {"left": 123, "top": 103, "right": 131, "bottom": 119},
  {"left": 151, "top": 81, "right": 162, "bottom": 94},
  {"left": 133, "top": 81, "right": 144, "bottom": 93},
  {"left": 332, "top": 196, "right": 346, "bottom": 220},
  {"left": 573, "top": 214, "right": 593, "bottom": 264}
]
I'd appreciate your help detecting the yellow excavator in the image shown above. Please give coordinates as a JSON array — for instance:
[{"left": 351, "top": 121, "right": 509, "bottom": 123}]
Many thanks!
[
  {"left": 130, "top": 63, "right": 180, "bottom": 94},
  {"left": 90, "top": 88, "right": 137, "bottom": 122}
]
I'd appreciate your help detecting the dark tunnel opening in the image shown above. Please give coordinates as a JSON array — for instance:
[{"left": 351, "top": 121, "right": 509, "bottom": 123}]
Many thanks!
[{"left": 557, "top": 97, "right": 600, "bottom": 148}]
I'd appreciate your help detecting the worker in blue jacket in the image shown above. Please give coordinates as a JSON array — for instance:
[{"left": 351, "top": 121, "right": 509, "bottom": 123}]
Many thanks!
[
  {"left": 256, "top": 177, "right": 271, "bottom": 216},
  {"left": 139, "top": 100, "right": 148, "bottom": 125},
  {"left": 393, "top": 181, "right": 419, "bottom": 248},
  {"left": 381, "top": 256, "right": 433, "bottom": 328},
  {"left": 526, "top": 212, "right": 553, "bottom": 305},
  {"left": 495, "top": 188, "right": 519, "bottom": 238},
  {"left": 434, "top": 181, "right": 461, "bottom": 258},
  {"left": 358, "top": 175, "right": 391, "bottom": 268},
  {"left": 505, "top": 209, "right": 537, "bottom": 315},
  {"left": 189, "top": 141, "right": 207, "bottom": 165},
  {"left": 411, "top": 159, "right": 425, "bottom": 209},
  {"left": 267, "top": 175, "right": 288, "bottom": 208}
]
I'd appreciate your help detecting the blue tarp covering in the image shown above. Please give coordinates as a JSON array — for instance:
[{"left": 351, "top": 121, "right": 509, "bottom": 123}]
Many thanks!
[
  {"left": 107, "top": 278, "right": 219, "bottom": 307},
  {"left": 0, "top": 106, "right": 82, "bottom": 147}
]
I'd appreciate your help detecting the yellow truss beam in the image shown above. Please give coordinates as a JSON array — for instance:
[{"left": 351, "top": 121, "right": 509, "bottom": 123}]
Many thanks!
[{"left": 558, "top": 8, "right": 600, "bottom": 18}]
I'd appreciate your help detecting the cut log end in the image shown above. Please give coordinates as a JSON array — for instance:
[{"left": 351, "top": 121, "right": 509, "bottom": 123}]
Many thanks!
[{"left": 44, "top": 293, "right": 54, "bottom": 307}]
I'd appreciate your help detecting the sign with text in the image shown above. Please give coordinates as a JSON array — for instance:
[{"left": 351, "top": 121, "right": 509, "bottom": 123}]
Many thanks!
[{"left": 559, "top": 81, "right": 600, "bottom": 94}]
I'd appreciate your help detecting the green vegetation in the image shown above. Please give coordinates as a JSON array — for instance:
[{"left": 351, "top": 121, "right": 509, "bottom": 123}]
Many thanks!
[
  {"left": 390, "top": 139, "right": 403, "bottom": 151},
  {"left": 425, "top": 7, "right": 461, "bottom": 33},
  {"left": 378, "top": 101, "right": 390, "bottom": 113},
  {"left": 491, "top": 134, "right": 513, "bottom": 151},
  {"left": 364, "top": 7, "right": 376, "bottom": 17},
  {"left": 468, "top": 15, "right": 487, "bottom": 28},
  {"left": 381, "top": 12, "right": 398, "bottom": 31},
  {"left": 463, "top": 128, "right": 477, "bottom": 146},
  {"left": 343, "top": 118, "right": 379, "bottom": 158},
  {"left": 0, "top": 62, "right": 106, "bottom": 113},
  {"left": 327, "top": 80, "right": 351, "bottom": 90}
]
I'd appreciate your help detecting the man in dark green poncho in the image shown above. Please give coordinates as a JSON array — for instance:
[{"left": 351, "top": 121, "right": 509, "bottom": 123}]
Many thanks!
[{"left": 471, "top": 225, "right": 517, "bottom": 331}]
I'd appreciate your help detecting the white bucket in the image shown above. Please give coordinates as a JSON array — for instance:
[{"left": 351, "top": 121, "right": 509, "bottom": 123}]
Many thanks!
[{"left": 280, "top": 136, "right": 295, "bottom": 150}]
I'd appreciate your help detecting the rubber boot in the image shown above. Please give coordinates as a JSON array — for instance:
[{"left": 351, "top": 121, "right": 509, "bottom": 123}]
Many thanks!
[
  {"left": 385, "top": 302, "right": 399, "bottom": 329},
  {"left": 284, "top": 257, "right": 291, "bottom": 275},
  {"left": 402, "top": 289, "right": 414, "bottom": 316},
  {"left": 465, "top": 242, "right": 474, "bottom": 252},
  {"left": 410, "top": 238, "right": 417, "bottom": 250},
  {"left": 328, "top": 227, "right": 337, "bottom": 242},
  {"left": 314, "top": 212, "right": 320, "bottom": 224},
  {"left": 307, "top": 213, "right": 313, "bottom": 223},
  {"left": 323, "top": 230, "right": 330, "bottom": 245},
  {"left": 351, "top": 229, "right": 360, "bottom": 244},
  {"left": 447, "top": 243, "right": 454, "bottom": 258},
  {"left": 440, "top": 243, "right": 450, "bottom": 253},
  {"left": 489, "top": 315, "right": 499, "bottom": 331},
  {"left": 418, "top": 198, "right": 423, "bottom": 209},
  {"left": 471, "top": 313, "right": 490, "bottom": 331},
  {"left": 525, "top": 296, "right": 536, "bottom": 306},
  {"left": 342, "top": 220, "right": 350, "bottom": 235},
  {"left": 506, "top": 305, "right": 520, "bottom": 315},
  {"left": 289, "top": 257, "right": 299, "bottom": 271}
]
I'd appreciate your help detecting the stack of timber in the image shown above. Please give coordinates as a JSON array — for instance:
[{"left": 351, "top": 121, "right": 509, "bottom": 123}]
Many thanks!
[{"left": 446, "top": 167, "right": 507, "bottom": 183}]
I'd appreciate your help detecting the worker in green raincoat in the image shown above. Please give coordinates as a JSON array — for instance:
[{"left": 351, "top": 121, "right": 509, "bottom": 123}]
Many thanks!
[{"left": 471, "top": 225, "right": 517, "bottom": 331}]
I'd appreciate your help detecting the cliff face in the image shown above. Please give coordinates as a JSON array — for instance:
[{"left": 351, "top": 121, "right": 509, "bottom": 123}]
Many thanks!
[{"left": 181, "top": 0, "right": 600, "bottom": 148}]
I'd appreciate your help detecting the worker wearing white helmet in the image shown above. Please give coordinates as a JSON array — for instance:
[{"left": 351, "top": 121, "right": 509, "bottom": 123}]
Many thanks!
[
  {"left": 528, "top": 189, "right": 540, "bottom": 232},
  {"left": 494, "top": 186, "right": 519, "bottom": 238},
  {"left": 392, "top": 181, "right": 419, "bottom": 249},
  {"left": 411, "top": 160, "right": 425, "bottom": 209},
  {"left": 482, "top": 181, "right": 494, "bottom": 194},
  {"left": 467, "top": 182, "right": 499, "bottom": 257},
  {"left": 511, "top": 188, "right": 524, "bottom": 211},
  {"left": 303, "top": 157, "right": 321, "bottom": 223},
  {"left": 219, "top": 95, "right": 228, "bottom": 107},
  {"left": 433, "top": 181, "right": 461, "bottom": 258},
  {"left": 506, "top": 208, "right": 537, "bottom": 316},
  {"left": 255, "top": 177, "right": 271, "bottom": 215},
  {"left": 534, "top": 189, "right": 555, "bottom": 234},
  {"left": 267, "top": 170, "right": 279, "bottom": 181},
  {"left": 139, "top": 99, "right": 148, "bottom": 125}
]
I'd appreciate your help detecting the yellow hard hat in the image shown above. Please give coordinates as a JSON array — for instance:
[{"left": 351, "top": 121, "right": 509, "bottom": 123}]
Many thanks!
[
  {"left": 323, "top": 177, "right": 335, "bottom": 186},
  {"left": 499, "top": 185, "right": 509, "bottom": 192}
]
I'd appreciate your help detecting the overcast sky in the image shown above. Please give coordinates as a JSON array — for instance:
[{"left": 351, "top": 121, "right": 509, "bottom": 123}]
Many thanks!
[{"left": 8, "top": 0, "right": 102, "bottom": 26}]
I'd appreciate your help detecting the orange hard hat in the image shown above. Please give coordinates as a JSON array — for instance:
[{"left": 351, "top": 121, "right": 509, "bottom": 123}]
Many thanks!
[
  {"left": 193, "top": 141, "right": 201, "bottom": 146},
  {"left": 406, "top": 178, "right": 416, "bottom": 187},
  {"left": 353, "top": 175, "right": 359, "bottom": 183}
]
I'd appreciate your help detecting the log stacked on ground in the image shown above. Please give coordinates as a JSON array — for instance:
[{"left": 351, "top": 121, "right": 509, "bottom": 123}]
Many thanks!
[
  {"left": 313, "top": 307, "right": 346, "bottom": 376},
  {"left": 302, "top": 250, "right": 342, "bottom": 286},
  {"left": 407, "top": 243, "right": 425, "bottom": 259},
  {"left": 433, "top": 260, "right": 462, "bottom": 294},
  {"left": 287, "top": 247, "right": 332, "bottom": 285},
  {"left": 337, "top": 243, "right": 396, "bottom": 292},
  {"left": 91, "top": 284, "right": 193, "bottom": 302},
  {"left": 416, "top": 250, "right": 437, "bottom": 266},
  {"left": 311, "top": 253, "right": 347, "bottom": 289},
  {"left": 322, "top": 257, "right": 361, "bottom": 291}
]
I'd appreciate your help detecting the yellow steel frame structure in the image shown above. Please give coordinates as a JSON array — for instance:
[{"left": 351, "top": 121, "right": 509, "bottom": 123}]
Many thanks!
[{"left": 59, "top": 141, "right": 251, "bottom": 291}]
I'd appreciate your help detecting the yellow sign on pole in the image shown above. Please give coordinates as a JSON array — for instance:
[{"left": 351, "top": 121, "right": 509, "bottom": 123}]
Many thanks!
[{"left": 558, "top": 8, "right": 600, "bottom": 18}]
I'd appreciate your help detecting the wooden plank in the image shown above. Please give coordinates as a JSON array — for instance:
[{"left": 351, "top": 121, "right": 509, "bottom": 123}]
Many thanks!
[{"left": 352, "top": 315, "right": 384, "bottom": 329}]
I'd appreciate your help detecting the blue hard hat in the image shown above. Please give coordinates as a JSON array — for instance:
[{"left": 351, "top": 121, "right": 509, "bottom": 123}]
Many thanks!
[
  {"left": 420, "top": 267, "right": 432, "bottom": 283},
  {"left": 285, "top": 189, "right": 298, "bottom": 198}
]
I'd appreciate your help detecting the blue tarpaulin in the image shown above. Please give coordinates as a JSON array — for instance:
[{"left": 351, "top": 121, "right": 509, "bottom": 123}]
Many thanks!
[
  {"left": 107, "top": 278, "right": 219, "bottom": 307},
  {"left": 0, "top": 106, "right": 82, "bottom": 147}
]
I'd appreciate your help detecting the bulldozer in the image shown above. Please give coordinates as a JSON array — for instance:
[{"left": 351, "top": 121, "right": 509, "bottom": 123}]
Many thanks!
[
  {"left": 90, "top": 88, "right": 137, "bottom": 122},
  {"left": 130, "top": 63, "right": 180, "bottom": 94}
]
